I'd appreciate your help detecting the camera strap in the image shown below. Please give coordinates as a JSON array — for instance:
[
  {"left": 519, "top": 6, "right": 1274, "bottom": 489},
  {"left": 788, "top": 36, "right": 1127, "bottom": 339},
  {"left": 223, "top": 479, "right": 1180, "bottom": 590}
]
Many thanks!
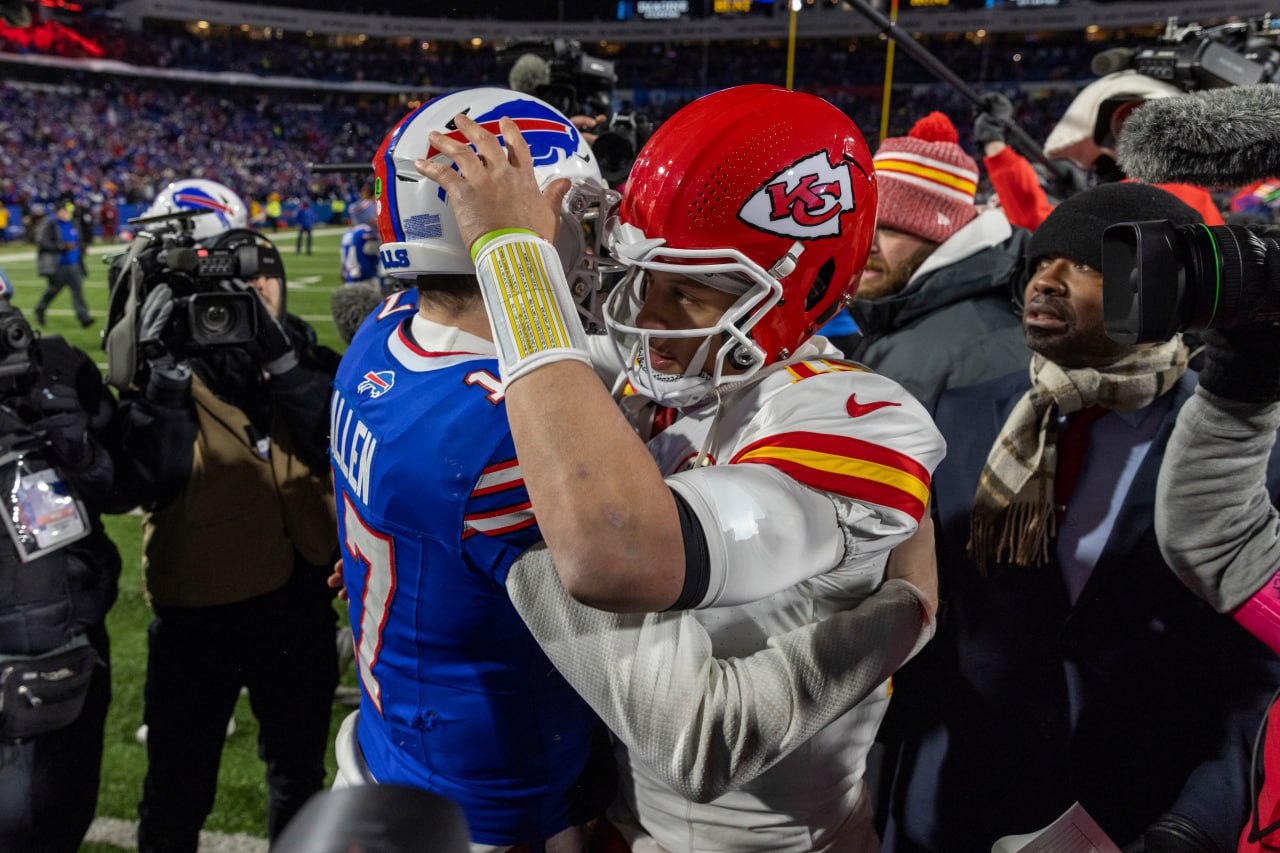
[
  {"left": 0, "top": 448, "right": 89, "bottom": 563},
  {"left": 105, "top": 234, "right": 154, "bottom": 391}
]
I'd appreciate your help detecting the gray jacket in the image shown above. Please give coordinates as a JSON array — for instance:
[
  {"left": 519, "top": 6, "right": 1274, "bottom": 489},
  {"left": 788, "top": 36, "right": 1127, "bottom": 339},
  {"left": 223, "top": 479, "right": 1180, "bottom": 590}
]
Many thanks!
[
  {"left": 849, "top": 208, "right": 1030, "bottom": 404},
  {"left": 1155, "top": 387, "right": 1280, "bottom": 610}
]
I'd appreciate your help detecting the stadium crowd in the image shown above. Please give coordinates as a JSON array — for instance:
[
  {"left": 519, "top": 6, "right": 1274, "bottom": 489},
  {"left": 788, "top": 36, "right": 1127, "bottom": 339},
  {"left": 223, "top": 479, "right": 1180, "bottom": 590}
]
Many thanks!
[
  {"left": 2, "top": 6, "right": 1280, "bottom": 853},
  {"left": 0, "top": 70, "right": 1078, "bottom": 237},
  {"left": 0, "top": 78, "right": 376, "bottom": 219}
]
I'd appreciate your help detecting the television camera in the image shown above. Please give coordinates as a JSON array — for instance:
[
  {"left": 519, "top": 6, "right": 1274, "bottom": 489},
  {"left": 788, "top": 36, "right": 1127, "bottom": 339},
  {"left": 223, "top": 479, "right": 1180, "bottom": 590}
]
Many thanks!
[
  {"left": 1099, "top": 16, "right": 1280, "bottom": 94},
  {"left": 503, "top": 39, "right": 654, "bottom": 185},
  {"left": 1093, "top": 17, "right": 1280, "bottom": 343},
  {"left": 104, "top": 210, "right": 283, "bottom": 390},
  {"left": 0, "top": 299, "right": 34, "bottom": 382}
]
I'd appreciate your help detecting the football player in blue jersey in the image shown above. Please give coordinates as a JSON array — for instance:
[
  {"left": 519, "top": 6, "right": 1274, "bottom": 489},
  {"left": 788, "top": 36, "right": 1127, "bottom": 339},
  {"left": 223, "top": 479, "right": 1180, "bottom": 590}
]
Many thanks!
[
  {"left": 335, "top": 88, "right": 942, "bottom": 852},
  {"left": 339, "top": 199, "right": 389, "bottom": 291},
  {"left": 330, "top": 89, "right": 622, "bottom": 852},
  {"left": 417, "top": 85, "right": 947, "bottom": 851}
]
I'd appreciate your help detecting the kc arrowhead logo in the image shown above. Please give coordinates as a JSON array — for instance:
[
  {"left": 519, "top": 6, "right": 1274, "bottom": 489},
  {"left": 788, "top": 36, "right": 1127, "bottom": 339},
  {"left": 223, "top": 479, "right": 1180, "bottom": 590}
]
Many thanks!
[{"left": 738, "top": 151, "right": 856, "bottom": 240}]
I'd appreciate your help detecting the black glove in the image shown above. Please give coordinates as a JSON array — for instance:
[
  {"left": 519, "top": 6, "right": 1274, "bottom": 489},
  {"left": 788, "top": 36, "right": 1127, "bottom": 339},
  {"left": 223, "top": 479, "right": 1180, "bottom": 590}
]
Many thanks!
[
  {"left": 27, "top": 383, "right": 92, "bottom": 469},
  {"left": 1121, "top": 813, "right": 1218, "bottom": 853},
  {"left": 1046, "top": 157, "right": 1088, "bottom": 201},
  {"left": 139, "top": 284, "right": 191, "bottom": 406},
  {"left": 244, "top": 289, "right": 297, "bottom": 375},
  {"left": 1198, "top": 325, "right": 1280, "bottom": 404},
  {"left": 974, "top": 92, "right": 1013, "bottom": 147}
]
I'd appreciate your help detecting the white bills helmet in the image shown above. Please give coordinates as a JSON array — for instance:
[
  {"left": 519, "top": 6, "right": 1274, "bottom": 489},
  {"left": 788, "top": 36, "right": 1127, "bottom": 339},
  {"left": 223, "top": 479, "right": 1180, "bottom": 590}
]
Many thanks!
[
  {"left": 143, "top": 179, "right": 249, "bottom": 242},
  {"left": 373, "top": 87, "right": 620, "bottom": 324}
]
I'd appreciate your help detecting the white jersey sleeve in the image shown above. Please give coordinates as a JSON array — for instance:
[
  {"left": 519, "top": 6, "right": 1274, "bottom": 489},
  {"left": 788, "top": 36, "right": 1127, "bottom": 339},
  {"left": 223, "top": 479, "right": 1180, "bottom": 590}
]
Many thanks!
[
  {"left": 665, "top": 361, "right": 946, "bottom": 608},
  {"left": 505, "top": 543, "right": 934, "bottom": 803}
]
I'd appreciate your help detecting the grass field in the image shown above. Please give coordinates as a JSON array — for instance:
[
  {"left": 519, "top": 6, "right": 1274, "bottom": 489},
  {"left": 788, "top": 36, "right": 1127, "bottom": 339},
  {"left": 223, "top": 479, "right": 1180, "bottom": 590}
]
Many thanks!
[{"left": 0, "top": 226, "right": 355, "bottom": 851}]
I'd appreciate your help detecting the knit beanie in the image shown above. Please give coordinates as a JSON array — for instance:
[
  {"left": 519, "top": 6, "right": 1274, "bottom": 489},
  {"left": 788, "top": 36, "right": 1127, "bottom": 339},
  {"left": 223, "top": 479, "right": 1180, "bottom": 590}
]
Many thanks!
[
  {"left": 1027, "top": 182, "right": 1202, "bottom": 272},
  {"left": 872, "top": 112, "right": 979, "bottom": 244}
]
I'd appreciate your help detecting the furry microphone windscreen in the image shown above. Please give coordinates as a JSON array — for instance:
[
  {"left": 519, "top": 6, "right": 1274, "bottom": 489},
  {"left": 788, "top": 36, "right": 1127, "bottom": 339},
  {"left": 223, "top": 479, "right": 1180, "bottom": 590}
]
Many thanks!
[
  {"left": 1118, "top": 84, "right": 1280, "bottom": 187},
  {"left": 331, "top": 282, "right": 387, "bottom": 344},
  {"left": 509, "top": 54, "right": 552, "bottom": 96}
]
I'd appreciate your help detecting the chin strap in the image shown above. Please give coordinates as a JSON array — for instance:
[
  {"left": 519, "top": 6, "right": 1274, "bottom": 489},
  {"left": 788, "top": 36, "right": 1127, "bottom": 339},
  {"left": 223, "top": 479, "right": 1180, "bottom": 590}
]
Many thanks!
[
  {"left": 767, "top": 241, "right": 804, "bottom": 280},
  {"left": 471, "top": 228, "right": 592, "bottom": 386}
]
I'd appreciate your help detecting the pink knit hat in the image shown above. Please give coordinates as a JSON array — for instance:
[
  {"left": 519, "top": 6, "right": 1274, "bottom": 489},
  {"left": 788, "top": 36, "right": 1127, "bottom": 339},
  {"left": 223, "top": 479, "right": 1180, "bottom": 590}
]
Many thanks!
[{"left": 872, "top": 112, "right": 979, "bottom": 244}]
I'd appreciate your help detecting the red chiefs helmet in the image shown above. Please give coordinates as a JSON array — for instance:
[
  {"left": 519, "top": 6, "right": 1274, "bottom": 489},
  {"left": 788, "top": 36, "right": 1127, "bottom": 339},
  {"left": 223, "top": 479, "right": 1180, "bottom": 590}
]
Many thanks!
[{"left": 603, "top": 85, "right": 877, "bottom": 407}]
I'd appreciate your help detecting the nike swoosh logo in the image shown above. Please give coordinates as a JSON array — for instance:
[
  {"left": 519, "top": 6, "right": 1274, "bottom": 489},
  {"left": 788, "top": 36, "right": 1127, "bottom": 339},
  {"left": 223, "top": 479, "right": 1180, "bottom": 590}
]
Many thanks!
[
  {"left": 847, "top": 394, "right": 901, "bottom": 418},
  {"left": 575, "top": 152, "right": 591, "bottom": 162}
]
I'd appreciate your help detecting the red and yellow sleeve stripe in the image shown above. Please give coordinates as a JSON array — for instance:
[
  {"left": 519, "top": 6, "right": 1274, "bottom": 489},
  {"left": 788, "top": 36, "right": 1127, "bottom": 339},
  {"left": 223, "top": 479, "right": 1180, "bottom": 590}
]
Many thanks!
[
  {"left": 785, "top": 360, "right": 870, "bottom": 383},
  {"left": 730, "top": 430, "right": 931, "bottom": 521}
]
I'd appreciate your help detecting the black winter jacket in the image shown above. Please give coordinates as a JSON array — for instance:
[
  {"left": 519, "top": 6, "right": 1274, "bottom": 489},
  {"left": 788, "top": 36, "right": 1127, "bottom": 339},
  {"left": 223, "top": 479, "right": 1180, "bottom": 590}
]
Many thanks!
[{"left": 0, "top": 336, "right": 122, "bottom": 655}]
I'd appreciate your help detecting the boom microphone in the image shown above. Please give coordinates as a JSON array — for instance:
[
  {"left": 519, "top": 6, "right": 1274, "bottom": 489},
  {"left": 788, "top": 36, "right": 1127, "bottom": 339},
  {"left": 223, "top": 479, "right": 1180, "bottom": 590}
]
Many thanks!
[
  {"left": 1117, "top": 84, "right": 1280, "bottom": 187},
  {"left": 1090, "top": 47, "right": 1134, "bottom": 77},
  {"left": 509, "top": 53, "right": 552, "bottom": 95},
  {"left": 331, "top": 282, "right": 386, "bottom": 344}
]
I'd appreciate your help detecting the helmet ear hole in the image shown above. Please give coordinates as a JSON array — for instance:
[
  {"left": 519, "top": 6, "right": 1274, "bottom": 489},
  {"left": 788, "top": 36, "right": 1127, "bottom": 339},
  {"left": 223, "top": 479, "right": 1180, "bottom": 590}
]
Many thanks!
[
  {"left": 804, "top": 258, "right": 837, "bottom": 312},
  {"left": 727, "top": 343, "right": 759, "bottom": 370}
]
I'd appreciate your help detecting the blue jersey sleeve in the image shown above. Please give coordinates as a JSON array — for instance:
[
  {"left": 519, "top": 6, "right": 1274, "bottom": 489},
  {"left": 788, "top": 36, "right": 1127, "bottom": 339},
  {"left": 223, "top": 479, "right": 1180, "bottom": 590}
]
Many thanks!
[{"left": 461, "top": 430, "right": 543, "bottom": 586}]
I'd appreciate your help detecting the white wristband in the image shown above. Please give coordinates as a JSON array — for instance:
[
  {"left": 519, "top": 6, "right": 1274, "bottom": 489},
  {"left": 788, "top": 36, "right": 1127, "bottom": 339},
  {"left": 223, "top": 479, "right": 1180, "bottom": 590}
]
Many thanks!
[{"left": 472, "top": 230, "right": 591, "bottom": 385}]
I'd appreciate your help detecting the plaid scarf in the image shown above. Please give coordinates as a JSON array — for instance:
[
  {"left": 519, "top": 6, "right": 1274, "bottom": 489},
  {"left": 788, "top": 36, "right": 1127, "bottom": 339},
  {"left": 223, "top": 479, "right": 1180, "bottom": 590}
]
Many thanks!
[{"left": 968, "top": 338, "right": 1189, "bottom": 569}]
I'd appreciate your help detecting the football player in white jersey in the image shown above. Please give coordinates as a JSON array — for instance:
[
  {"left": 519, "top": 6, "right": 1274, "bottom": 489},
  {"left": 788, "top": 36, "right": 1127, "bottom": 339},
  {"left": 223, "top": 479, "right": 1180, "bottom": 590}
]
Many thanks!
[{"left": 419, "top": 85, "right": 946, "bottom": 851}]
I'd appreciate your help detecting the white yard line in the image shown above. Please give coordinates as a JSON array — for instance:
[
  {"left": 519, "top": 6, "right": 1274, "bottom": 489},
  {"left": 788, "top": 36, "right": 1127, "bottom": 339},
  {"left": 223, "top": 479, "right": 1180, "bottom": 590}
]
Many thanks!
[{"left": 85, "top": 816, "right": 268, "bottom": 852}]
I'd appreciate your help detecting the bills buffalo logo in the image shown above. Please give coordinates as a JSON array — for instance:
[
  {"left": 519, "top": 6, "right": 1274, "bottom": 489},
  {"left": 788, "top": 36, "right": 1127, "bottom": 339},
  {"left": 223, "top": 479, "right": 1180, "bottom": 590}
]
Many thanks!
[
  {"left": 425, "top": 101, "right": 580, "bottom": 168},
  {"left": 738, "top": 151, "right": 857, "bottom": 240},
  {"left": 358, "top": 371, "right": 396, "bottom": 399},
  {"left": 171, "top": 187, "right": 236, "bottom": 229},
  {"left": 423, "top": 101, "right": 580, "bottom": 202}
]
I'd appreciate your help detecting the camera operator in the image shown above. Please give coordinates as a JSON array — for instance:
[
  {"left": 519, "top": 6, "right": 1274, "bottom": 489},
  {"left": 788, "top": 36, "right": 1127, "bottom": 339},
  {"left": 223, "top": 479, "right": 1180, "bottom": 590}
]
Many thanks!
[
  {"left": 112, "top": 225, "right": 342, "bottom": 853},
  {"left": 974, "top": 74, "right": 1224, "bottom": 230},
  {"left": 0, "top": 281, "right": 125, "bottom": 852},
  {"left": 1152, "top": 242, "right": 1280, "bottom": 851}
]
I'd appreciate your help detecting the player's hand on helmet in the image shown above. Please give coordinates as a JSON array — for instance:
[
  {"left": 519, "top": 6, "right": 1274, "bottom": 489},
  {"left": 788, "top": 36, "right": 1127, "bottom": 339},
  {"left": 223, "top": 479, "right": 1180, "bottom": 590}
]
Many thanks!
[
  {"left": 887, "top": 512, "right": 938, "bottom": 619},
  {"left": 973, "top": 92, "right": 1013, "bottom": 148},
  {"left": 244, "top": 283, "right": 297, "bottom": 375},
  {"left": 27, "top": 383, "right": 92, "bottom": 469},
  {"left": 415, "top": 114, "right": 568, "bottom": 251}
]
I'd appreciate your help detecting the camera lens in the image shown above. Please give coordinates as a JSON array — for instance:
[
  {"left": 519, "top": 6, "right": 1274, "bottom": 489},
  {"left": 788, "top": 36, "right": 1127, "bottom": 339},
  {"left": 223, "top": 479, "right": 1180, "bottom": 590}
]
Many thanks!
[
  {"left": 592, "top": 131, "right": 635, "bottom": 187},
  {"left": 1104, "top": 222, "right": 1280, "bottom": 343},
  {"left": 197, "top": 303, "right": 233, "bottom": 336},
  {"left": 0, "top": 314, "right": 32, "bottom": 356}
]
